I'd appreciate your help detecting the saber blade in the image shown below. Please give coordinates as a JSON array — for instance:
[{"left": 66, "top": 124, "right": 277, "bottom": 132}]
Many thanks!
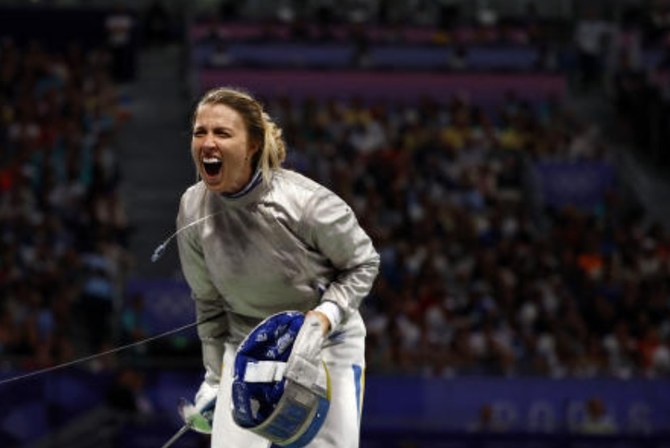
[{"left": 161, "top": 424, "right": 190, "bottom": 448}]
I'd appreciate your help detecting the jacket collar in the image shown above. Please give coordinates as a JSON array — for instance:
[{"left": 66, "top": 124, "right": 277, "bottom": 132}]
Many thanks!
[{"left": 216, "top": 169, "right": 268, "bottom": 207}]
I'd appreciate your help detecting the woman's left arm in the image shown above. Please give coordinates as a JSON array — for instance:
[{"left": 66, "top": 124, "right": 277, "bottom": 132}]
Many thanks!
[{"left": 301, "top": 187, "right": 380, "bottom": 321}]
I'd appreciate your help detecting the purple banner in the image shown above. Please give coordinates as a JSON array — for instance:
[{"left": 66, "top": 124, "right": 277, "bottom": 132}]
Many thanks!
[
  {"left": 534, "top": 161, "right": 615, "bottom": 209},
  {"left": 198, "top": 70, "right": 566, "bottom": 106},
  {"left": 3, "top": 370, "right": 669, "bottom": 444},
  {"left": 193, "top": 43, "right": 540, "bottom": 70},
  {"left": 364, "top": 376, "right": 670, "bottom": 434},
  {"left": 125, "top": 278, "right": 195, "bottom": 335}
]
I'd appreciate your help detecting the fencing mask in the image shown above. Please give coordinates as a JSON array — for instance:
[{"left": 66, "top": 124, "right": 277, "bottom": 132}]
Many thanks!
[{"left": 232, "top": 311, "right": 330, "bottom": 447}]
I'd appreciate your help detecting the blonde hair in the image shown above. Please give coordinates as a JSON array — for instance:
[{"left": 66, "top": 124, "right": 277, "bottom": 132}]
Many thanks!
[{"left": 194, "top": 86, "right": 286, "bottom": 185}]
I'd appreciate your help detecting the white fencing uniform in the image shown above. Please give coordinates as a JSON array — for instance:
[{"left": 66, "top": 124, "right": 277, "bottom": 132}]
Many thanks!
[{"left": 176, "top": 168, "right": 379, "bottom": 447}]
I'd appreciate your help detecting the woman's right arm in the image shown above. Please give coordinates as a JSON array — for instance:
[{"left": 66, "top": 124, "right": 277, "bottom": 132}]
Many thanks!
[{"left": 177, "top": 191, "right": 228, "bottom": 388}]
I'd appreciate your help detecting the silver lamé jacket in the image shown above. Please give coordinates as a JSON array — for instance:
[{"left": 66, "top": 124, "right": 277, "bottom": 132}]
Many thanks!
[{"left": 176, "top": 168, "right": 380, "bottom": 386}]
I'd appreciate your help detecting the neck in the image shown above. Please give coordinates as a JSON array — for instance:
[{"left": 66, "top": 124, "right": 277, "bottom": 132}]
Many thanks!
[{"left": 221, "top": 169, "right": 262, "bottom": 199}]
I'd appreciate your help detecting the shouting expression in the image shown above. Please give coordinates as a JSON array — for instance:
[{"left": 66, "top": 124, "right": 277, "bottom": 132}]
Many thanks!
[{"left": 191, "top": 103, "right": 258, "bottom": 193}]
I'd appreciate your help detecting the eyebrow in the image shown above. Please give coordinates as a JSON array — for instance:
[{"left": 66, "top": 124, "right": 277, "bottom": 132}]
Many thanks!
[{"left": 193, "top": 124, "right": 233, "bottom": 133}]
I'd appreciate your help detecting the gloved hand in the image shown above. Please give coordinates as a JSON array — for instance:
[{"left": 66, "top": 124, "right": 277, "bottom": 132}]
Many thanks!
[
  {"left": 284, "top": 312, "right": 328, "bottom": 394},
  {"left": 178, "top": 382, "right": 217, "bottom": 434}
]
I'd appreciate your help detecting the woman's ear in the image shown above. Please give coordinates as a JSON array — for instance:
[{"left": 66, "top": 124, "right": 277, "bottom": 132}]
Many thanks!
[{"left": 248, "top": 141, "right": 260, "bottom": 159}]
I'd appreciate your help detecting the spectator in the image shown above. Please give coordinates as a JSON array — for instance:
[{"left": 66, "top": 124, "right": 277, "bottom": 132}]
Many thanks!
[
  {"left": 104, "top": 4, "right": 137, "bottom": 83},
  {"left": 469, "top": 403, "right": 509, "bottom": 433},
  {"left": 0, "top": 34, "right": 130, "bottom": 370},
  {"left": 258, "top": 92, "right": 670, "bottom": 378},
  {"left": 574, "top": 6, "right": 611, "bottom": 91},
  {"left": 578, "top": 397, "right": 618, "bottom": 435}
]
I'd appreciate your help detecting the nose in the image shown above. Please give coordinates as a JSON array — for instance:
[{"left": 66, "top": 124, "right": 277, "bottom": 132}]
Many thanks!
[{"left": 201, "top": 132, "right": 216, "bottom": 148}]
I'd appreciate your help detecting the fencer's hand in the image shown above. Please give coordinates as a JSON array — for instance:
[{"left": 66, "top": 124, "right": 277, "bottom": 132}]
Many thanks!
[
  {"left": 284, "top": 313, "right": 328, "bottom": 394},
  {"left": 306, "top": 310, "right": 330, "bottom": 335},
  {"left": 178, "top": 382, "right": 217, "bottom": 434}
]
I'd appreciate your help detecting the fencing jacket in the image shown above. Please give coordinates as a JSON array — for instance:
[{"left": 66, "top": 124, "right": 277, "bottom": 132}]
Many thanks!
[{"left": 176, "top": 168, "right": 380, "bottom": 388}]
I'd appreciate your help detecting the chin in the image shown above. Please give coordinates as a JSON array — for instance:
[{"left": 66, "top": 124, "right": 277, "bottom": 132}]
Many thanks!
[
  {"left": 205, "top": 183, "right": 226, "bottom": 193},
  {"left": 201, "top": 176, "right": 224, "bottom": 191}
]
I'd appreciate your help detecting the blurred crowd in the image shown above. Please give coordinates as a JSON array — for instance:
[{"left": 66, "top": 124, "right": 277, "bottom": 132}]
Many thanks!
[
  {"left": 263, "top": 90, "right": 670, "bottom": 379},
  {"left": 1, "top": 1, "right": 670, "bottom": 382},
  {"left": 0, "top": 36, "right": 132, "bottom": 369}
]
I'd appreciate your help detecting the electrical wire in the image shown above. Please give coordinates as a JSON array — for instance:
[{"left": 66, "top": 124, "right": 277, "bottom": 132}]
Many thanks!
[{"left": 0, "top": 310, "right": 225, "bottom": 386}]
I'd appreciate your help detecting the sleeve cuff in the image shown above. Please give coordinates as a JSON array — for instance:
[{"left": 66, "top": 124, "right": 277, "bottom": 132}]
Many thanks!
[{"left": 314, "top": 301, "right": 342, "bottom": 333}]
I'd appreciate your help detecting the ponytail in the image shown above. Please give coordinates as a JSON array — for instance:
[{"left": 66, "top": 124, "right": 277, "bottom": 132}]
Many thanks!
[{"left": 258, "top": 112, "right": 286, "bottom": 185}]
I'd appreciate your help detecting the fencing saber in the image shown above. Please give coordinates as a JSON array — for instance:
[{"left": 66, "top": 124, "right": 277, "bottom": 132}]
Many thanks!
[
  {"left": 161, "top": 396, "right": 217, "bottom": 448},
  {"left": 160, "top": 424, "right": 191, "bottom": 448}
]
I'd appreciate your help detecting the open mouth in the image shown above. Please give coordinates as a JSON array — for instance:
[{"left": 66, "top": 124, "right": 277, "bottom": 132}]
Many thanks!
[{"left": 203, "top": 157, "right": 222, "bottom": 176}]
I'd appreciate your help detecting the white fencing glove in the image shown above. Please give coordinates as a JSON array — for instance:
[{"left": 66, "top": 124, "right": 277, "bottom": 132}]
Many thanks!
[
  {"left": 284, "top": 312, "right": 328, "bottom": 396},
  {"left": 178, "top": 381, "right": 218, "bottom": 434}
]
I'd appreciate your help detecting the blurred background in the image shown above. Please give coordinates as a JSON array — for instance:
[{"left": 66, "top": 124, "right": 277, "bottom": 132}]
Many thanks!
[{"left": 1, "top": 0, "right": 670, "bottom": 446}]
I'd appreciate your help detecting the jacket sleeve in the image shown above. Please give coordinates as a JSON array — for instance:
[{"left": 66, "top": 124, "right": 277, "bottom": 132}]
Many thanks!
[
  {"left": 176, "top": 191, "right": 228, "bottom": 388},
  {"left": 300, "top": 187, "right": 380, "bottom": 319}
]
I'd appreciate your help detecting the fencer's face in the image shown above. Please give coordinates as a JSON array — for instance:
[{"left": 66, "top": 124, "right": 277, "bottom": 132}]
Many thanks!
[{"left": 191, "top": 103, "right": 258, "bottom": 193}]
